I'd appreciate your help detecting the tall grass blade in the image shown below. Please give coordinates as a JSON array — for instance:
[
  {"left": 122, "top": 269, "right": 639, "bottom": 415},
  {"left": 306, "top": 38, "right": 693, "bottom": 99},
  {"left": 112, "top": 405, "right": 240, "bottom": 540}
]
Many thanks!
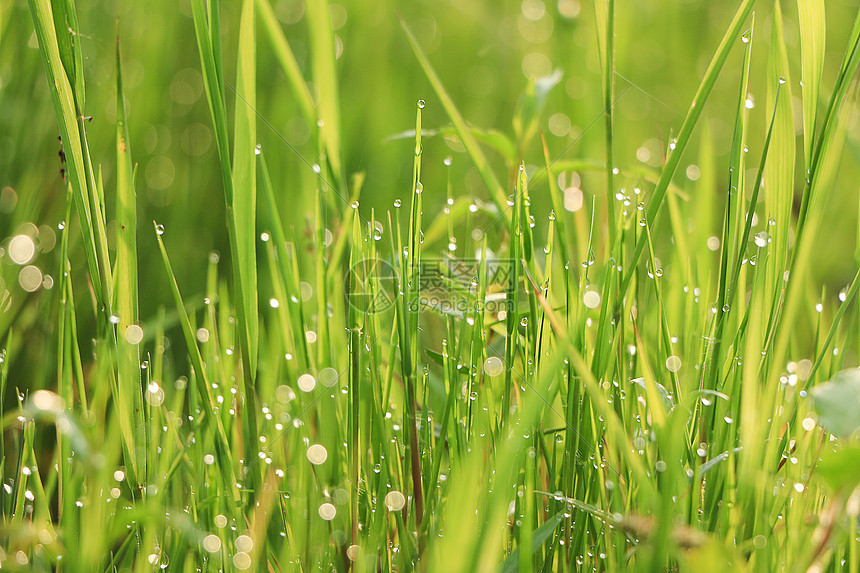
[
  {"left": 305, "top": 0, "right": 344, "bottom": 189},
  {"left": 400, "top": 16, "right": 509, "bottom": 220},
  {"left": 796, "top": 0, "right": 826, "bottom": 169},
  {"left": 113, "top": 35, "right": 145, "bottom": 486}
]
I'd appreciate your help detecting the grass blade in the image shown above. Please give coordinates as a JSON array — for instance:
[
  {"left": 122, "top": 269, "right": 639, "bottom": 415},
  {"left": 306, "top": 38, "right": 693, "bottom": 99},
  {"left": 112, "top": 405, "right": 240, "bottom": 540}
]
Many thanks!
[
  {"left": 400, "top": 16, "right": 509, "bottom": 220},
  {"left": 796, "top": 0, "right": 826, "bottom": 169},
  {"left": 305, "top": 0, "right": 344, "bottom": 189},
  {"left": 256, "top": 0, "right": 316, "bottom": 128},
  {"left": 620, "top": 0, "right": 755, "bottom": 296},
  {"left": 113, "top": 35, "right": 145, "bottom": 486}
]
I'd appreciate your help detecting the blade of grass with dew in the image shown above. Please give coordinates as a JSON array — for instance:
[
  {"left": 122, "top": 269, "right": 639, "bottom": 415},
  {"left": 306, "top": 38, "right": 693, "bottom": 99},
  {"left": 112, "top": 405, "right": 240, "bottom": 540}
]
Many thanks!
[
  {"left": 620, "top": 0, "right": 755, "bottom": 298},
  {"left": 501, "top": 167, "right": 524, "bottom": 432},
  {"left": 701, "top": 14, "right": 754, "bottom": 405},
  {"left": 231, "top": 0, "right": 261, "bottom": 484},
  {"left": 154, "top": 223, "right": 240, "bottom": 510},
  {"left": 400, "top": 17, "right": 508, "bottom": 220},
  {"left": 325, "top": 172, "right": 364, "bottom": 286},
  {"left": 259, "top": 154, "right": 311, "bottom": 369},
  {"left": 403, "top": 102, "right": 425, "bottom": 543},
  {"left": 796, "top": 0, "right": 825, "bottom": 170},
  {"left": 772, "top": 25, "right": 860, "bottom": 382},
  {"left": 540, "top": 134, "right": 572, "bottom": 267},
  {"left": 763, "top": 0, "right": 794, "bottom": 313},
  {"left": 794, "top": 11, "right": 860, "bottom": 242}
]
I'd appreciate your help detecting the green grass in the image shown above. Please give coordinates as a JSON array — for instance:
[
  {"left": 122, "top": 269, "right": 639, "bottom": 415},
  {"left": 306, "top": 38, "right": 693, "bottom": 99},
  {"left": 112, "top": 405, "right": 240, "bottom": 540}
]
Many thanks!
[{"left": 1, "top": 0, "right": 860, "bottom": 570}]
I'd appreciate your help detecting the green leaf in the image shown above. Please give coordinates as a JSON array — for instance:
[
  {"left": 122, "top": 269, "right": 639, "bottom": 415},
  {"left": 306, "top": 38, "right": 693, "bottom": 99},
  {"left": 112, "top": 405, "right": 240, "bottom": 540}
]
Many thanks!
[
  {"left": 817, "top": 444, "right": 860, "bottom": 493},
  {"left": 811, "top": 369, "right": 860, "bottom": 437}
]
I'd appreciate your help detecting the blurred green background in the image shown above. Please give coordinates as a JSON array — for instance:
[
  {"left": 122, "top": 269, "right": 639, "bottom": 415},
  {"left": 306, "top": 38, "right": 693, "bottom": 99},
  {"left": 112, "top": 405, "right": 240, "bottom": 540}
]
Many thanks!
[{"left": 0, "top": 0, "right": 858, "bottom": 388}]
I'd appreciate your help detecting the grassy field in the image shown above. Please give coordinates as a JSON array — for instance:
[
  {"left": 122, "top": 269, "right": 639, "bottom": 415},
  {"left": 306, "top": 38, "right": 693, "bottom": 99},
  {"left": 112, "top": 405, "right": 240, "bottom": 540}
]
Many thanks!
[{"left": 1, "top": 0, "right": 860, "bottom": 570}]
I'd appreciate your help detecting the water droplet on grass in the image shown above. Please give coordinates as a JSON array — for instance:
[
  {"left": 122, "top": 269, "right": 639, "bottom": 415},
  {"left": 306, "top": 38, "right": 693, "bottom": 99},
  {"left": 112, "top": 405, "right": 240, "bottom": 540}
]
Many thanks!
[
  {"left": 385, "top": 490, "right": 406, "bottom": 511},
  {"left": 665, "top": 355, "right": 681, "bottom": 372},
  {"left": 307, "top": 444, "right": 327, "bottom": 465},
  {"left": 483, "top": 357, "right": 504, "bottom": 376}
]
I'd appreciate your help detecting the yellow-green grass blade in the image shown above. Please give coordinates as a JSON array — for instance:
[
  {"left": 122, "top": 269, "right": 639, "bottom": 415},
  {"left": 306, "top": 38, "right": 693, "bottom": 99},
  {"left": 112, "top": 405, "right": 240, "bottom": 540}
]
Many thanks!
[
  {"left": 113, "top": 36, "right": 146, "bottom": 487},
  {"left": 231, "top": 0, "right": 259, "bottom": 381},
  {"left": 28, "top": 0, "right": 110, "bottom": 307},
  {"left": 795, "top": 10, "right": 860, "bottom": 239},
  {"left": 49, "top": 0, "right": 84, "bottom": 106},
  {"left": 764, "top": 0, "right": 794, "bottom": 302},
  {"left": 113, "top": 39, "right": 138, "bottom": 325},
  {"left": 796, "top": 0, "right": 826, "bottom": 169},
  {"left": 324, "top": 172, "right": 364, "bottom": 288},
  {"left": 777, "top": 12, "right": 860, "bottom": 374},
  {"left": 305, "top": 0, "right": 344, "bottom": 189},
  {"left": 774, "top": 84, "right": 857, "bottom": 381},
  {"left": 400, "top": 16, "right": 509, "bottom": 221},
  {"left": 598, "top": 0, "right": 617, "bottom": 247},
  {"left": 256, "top": 0, "right": 316, "bottom": 128}
]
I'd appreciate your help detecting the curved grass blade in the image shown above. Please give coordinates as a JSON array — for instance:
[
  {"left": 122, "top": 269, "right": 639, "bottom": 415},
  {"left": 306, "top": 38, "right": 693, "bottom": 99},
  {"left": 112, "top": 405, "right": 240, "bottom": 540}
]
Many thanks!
[
  {"left": 154, "top": 223, "right": 240, "bottom": 507},
  {"left": 400, "top": 15, "right": 508, "bottom": 221},
  {"left": 256, "top": 0, "right": 316, "bottom": 128},
  {"left": 620, "top": 0, "right": 755, "bottom": 297}
]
